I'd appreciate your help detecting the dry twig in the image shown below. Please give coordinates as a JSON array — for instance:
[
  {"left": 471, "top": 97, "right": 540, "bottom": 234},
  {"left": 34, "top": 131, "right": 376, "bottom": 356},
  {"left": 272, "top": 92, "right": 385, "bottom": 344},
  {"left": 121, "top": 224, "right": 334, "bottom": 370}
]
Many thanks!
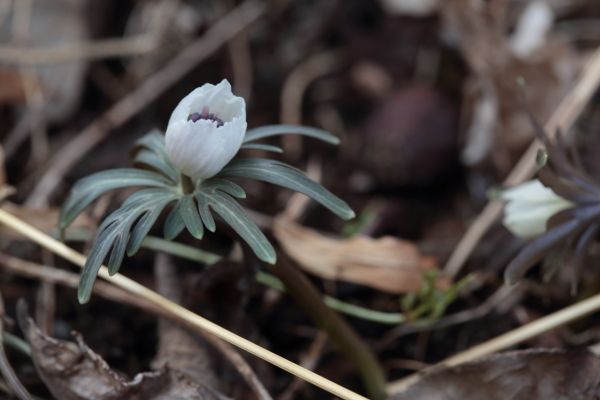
[
  {"left": 0, "top": 34, "right": 158, "bottom": 65},
  {"left": 280, "top": 51, "right": 341, "bottom": 156}
]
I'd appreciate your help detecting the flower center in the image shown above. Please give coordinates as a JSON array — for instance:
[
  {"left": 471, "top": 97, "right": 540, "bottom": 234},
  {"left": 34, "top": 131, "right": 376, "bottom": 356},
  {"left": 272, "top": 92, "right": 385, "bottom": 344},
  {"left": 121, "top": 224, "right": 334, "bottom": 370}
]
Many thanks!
[{"left": 188, "top": 106, "right": 224, "bottom": 127}]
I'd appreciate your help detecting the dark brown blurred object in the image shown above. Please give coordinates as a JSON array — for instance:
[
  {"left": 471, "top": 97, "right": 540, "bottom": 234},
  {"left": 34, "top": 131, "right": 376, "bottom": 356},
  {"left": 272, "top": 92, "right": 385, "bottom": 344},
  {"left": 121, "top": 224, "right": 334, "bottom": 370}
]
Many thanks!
[
  {"left": 17, "top": 300, "right": 228, "bottom": 400},
  {"left": 393, "top": 348, "right": 600, "bottom": 400},
  {"left": 0, "top": 69, "right": 26, "bottom": 106},
  {"left": 360, "top": 85, "right": 458, "bottom": 187}
]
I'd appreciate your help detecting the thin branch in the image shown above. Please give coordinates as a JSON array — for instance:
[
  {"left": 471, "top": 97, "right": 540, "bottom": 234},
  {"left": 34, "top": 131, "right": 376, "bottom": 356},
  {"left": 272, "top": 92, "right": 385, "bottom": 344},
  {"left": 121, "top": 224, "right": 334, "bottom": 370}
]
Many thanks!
[
  {"left": 280, "top": 50, "right": 340, "bottom": 157},
  {"left": 0, "top": 34, "right": 158, "bottom": 65}
]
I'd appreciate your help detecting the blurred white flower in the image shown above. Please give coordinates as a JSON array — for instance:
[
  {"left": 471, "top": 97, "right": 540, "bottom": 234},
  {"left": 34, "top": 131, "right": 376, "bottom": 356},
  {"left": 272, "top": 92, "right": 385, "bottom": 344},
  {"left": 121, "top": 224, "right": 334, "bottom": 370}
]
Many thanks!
[
  {"left": 165, "top": 79, "right": 246, "bottom": 180},
  {"left": 509, "top": 0, "right": 553, "bottom": 59},
  {"left": 380, "top": 0, "right": 438, "bottom": 16},
  {"left": 502, "top": 179, "right": 573, "bottom": 239}
]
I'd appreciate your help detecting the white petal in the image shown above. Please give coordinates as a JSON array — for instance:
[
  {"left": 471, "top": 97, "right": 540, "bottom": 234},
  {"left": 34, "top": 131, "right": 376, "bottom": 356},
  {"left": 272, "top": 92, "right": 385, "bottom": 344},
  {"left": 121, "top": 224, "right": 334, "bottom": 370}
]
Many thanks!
[
  {"left": 501, "top": 179, "right": 573, "bottom": 238},
  {"left": 502, "top": 180, "right": 557, "bottom": 203},
  {"left": 165, "top": 79, "right": 247, "bottom": 179},
  {"left": 166, "top": 115, "right": 246, "bottom": 179}
]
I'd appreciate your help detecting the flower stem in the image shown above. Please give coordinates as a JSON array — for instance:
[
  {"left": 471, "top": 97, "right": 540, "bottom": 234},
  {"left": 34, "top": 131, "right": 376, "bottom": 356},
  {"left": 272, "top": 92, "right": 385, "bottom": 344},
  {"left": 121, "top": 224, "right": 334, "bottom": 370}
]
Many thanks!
[
  {"left": 243, "top": 247, "right": 387, "bottom": 399},
  {"left": 269, "top": 257, "right": 386, "bottom": 399},
  {"left": 180, "top": 173, "right": 196, "bottom": 194}
]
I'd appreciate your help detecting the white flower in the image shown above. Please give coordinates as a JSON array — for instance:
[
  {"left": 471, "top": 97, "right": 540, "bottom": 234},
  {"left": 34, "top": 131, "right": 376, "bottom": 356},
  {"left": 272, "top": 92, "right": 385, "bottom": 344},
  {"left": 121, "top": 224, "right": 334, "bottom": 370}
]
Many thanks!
[
  {"left": 502, "top": 179, "right": 573, "bottom": 239},
  {"left": 165, "top": 79, "right": 247, "bottom": 180}
]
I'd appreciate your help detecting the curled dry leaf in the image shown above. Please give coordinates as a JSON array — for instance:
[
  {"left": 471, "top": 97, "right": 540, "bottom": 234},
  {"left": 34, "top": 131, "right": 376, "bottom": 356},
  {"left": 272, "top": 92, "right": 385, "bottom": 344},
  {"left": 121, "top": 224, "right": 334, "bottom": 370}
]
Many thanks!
[
  {"left": 393, "top": 349, "right": 600, "bottom": 400},
  {"left": 16, "top": 301, "right": 228, "bottom": 400},
  {"left": 273, "top": 217, "right": 438, "bottom": 294}
]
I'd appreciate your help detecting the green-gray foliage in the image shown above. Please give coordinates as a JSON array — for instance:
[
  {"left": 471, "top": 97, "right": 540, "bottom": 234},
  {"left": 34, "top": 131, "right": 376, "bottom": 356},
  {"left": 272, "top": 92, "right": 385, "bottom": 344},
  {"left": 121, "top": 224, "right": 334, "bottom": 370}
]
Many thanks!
[{"left": 59, "top": 126, "right": 354, "bottom": 303}]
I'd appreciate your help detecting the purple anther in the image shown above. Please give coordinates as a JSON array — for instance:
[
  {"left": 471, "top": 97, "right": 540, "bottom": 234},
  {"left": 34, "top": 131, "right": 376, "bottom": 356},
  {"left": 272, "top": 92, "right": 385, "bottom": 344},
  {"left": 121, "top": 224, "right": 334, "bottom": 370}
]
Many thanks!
[{"left": 187, "top": 106, "right": 224, "bottom": 127}]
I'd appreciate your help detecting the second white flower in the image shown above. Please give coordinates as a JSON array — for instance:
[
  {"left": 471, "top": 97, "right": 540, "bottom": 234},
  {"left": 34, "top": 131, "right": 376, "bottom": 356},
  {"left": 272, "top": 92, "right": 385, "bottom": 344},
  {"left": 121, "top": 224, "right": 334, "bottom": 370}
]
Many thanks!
[{"left": 502, "top": 179, "right": 574, "bottom": 239}]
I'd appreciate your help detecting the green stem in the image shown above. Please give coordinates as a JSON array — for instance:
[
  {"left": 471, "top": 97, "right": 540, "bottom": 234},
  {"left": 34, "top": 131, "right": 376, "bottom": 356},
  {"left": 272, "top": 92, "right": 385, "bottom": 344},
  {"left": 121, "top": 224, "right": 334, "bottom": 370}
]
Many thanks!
[
  {"left": 142, "top": 236, "right": 221, "bottom": 265},
  {"left": 256, "top": 272, "right": 405, "bottom": 325},
  {"left": 3, "top": 332, "right": 30, "bottom": 357},
  {"left": 180, "top": 173, "right": 196, "bottom": 194},
  {"left": 251, "top": 250, "right": 387, "bottom": 399},
  {"left": 60, "top": 229, "right": 405, "bottom": 324}
]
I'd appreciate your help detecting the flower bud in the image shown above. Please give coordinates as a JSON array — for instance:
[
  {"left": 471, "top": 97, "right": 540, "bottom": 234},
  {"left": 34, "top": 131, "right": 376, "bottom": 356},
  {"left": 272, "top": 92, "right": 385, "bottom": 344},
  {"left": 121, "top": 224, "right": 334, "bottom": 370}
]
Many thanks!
[
  {"left": 502, "top": 179, "right": 573, "bottom": 238},
  {"left": 165, "top": 80, "right": 247, "bottom": 180}
]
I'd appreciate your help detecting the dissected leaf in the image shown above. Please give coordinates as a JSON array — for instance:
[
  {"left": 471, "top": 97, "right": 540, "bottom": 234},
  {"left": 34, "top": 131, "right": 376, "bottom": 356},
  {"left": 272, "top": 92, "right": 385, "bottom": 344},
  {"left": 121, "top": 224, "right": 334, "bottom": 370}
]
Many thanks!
[
  {"left": 132, "top": 131, "right": 180, "bottom": 182},
  {"left": 505, "top": 218, "right": 585, "bottom": 284},
  {"left": 393, "top": 349, "right": 600, "bottom": 400},
  {"left": 17, "top": 301, "right": 227, "bottom": 400},
  {"left": 196, "top": 194, "right": 216, "bottom": 232},
  {"left": 78, "top": 188, "right": 177, "bottom": 303},
  {"left": 201, "top": 190, "right": 276, "bottom": 264},
  {"left": 60, "top": 168, "right": 174, "bottom": 231},
  {"left": 243, "top": 124, "right": 340, "bottom": 145},
  {"left": 163, "top": 199, "right": 186, "bottom": 240},
  {"left": 240, "top": 143, "right": 284, "bottom": 153},
  {"left": 180, "top": 195, "right": 204, "bottom": 239},
  {"left": 273, "top": 218, "right": 438, "bottom": 294},
  {"left": 201, "top": 179, "right": 246, "bottom": 199},
  {"left": 127, "top": 198, "right": 175, "bottom": 257},
  {"left": 219, "top": 158, "right": 355, "bottom": 220}
]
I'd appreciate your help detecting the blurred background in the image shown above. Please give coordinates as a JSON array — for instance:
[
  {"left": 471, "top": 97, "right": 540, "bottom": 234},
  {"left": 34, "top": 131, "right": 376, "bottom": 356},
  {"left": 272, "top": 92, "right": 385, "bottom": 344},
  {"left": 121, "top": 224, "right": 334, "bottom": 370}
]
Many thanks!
[{"left": 0, "top": 0, "right": 600, "bottom": 399}]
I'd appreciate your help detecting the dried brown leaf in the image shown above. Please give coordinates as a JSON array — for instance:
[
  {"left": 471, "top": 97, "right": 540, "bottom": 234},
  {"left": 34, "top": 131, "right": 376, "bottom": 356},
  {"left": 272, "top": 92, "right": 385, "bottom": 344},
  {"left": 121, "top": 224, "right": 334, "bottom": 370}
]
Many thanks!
[
  {"left": 17, "top": 301, "right": 228, "bottom": 400},
  {"left": 394, "top": 349, "right": 600, "bottom": 400},
  {"left": 273, "top": 217, "right": 438, "bottom": 294}
]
